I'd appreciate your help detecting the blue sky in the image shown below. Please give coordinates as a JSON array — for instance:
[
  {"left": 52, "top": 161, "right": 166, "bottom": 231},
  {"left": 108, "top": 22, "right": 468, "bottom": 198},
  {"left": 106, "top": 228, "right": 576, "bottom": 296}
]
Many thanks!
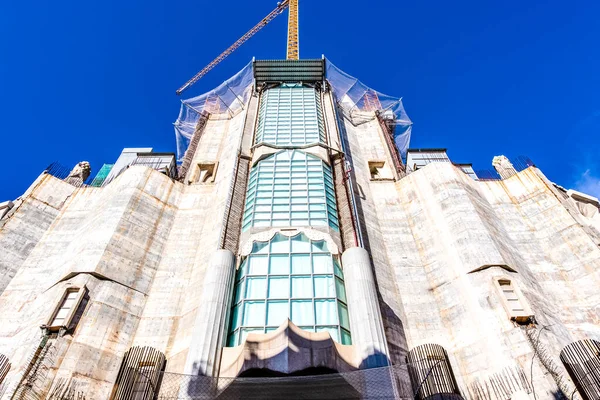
[{"left": 1, "top": 0, "right": 599, "bottom": 200}]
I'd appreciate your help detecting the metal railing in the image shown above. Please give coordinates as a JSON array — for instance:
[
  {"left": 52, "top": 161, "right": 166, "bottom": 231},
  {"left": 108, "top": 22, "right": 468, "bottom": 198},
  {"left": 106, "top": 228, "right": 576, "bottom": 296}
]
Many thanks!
[{"left": 117, "top": 364, "right": 416, "bottom": 400}]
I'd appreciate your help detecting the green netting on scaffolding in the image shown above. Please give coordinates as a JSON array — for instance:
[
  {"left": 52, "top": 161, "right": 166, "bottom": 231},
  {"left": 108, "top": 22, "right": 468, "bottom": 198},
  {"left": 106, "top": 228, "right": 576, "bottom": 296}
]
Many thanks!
[
  {"left": 325, "top": 59, "right": 412, "bottom": 156},
  {"left": 173, "top": 58, "right": 412, "bottom": 161},
  {"left": 174, "top": 61, "right": 254, "bottom": 161}
]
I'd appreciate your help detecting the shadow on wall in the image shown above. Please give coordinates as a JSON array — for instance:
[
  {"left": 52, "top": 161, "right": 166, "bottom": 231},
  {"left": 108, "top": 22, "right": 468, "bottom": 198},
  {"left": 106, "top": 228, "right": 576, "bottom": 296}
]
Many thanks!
[
  {"left": 182, "top": 351, "right": 402, "bottom": 399},
  {"left": 552, "top": 390, "right": 568, "bottom": 400}
]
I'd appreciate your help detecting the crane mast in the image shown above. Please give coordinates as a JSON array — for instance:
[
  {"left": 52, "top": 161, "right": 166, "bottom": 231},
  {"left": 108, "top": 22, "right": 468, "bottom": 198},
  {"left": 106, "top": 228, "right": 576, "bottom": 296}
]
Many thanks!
[
  {"left": 287, "top": 0, "right": 299, "bottom": 60},
  {"left": 176, "top": 0, "right": 300, "bottom": 95}
]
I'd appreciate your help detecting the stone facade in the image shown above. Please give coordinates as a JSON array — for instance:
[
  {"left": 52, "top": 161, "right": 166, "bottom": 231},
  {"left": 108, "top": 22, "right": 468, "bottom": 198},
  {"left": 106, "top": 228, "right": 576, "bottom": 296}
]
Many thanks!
[{"left": 0, "top": 62, "right": 599, "bottom": 400}]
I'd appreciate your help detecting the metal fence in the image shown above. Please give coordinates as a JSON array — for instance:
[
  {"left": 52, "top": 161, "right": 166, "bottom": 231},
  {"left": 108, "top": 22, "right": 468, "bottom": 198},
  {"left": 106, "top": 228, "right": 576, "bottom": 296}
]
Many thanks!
[
  {"left": 560, "top": 339, "right": 600, "bottom": 400},
  {"left": 474, "top": 156, "right": 535, "bottom": 181},
  {"left": 116, "top": 365, "right": 416, "bottom": 400},
  {"left": 45, "top": 162, "right": 94, "bottom": 188},
  {"left": 406, "top": 344, "right": 462, "bottom": 400}
]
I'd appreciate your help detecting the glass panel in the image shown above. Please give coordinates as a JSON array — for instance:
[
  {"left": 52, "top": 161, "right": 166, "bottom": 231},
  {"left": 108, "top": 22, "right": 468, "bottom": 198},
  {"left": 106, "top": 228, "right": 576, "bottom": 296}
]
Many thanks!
[
  {"left": 311, "top": 240, "right": 329, "bottom": 253},
  {"left": 248, "top": 255, "right": 268, "bottom": 275},
  {"left": 315, "top": 299, "right": 337, "bottom": 325},
  {"left": 338, "top": 303, "right": 350, "bottom": 330},
  {"left": 245, "top": 277, "right": 266, "bottom": 299},
  {"left": 333, "top": 259, "right": 343, "bottom": 278},
  {"left": 270, "top": 235, "right": 289, "bottom": 253},
  {"left": 267, "top": 300, "right": 289, "bottom": 326},
  {"left": 316, "top": 326, "right": 340, "bottom": 342},
  {"left": 243, "top": 301, "right": 266, "bottom": 326},
  {"left": 291, "top": 234, "right": 311, "bottom": 252},
  {"left": 291, "top": 300, "right": 314, "bottom": 326},
  {"left": 314, "top": 275, "right": 335, "bottom": 298},
  {"left": 228, "top": 330, "right": 239, "bottom": 347},
  {"left": 234, "top": 279, "right": 245, "bottom": 303},
  {"left": 269, "top": 254, "right": 290, "bottom": 275},
  {"left": 240, "top": 328, "right": 264, "bottom": 343},
  {"left": 231, "top": 304, "right": 242, "bottom": 330},
  {"left": 291, "top": 254, "right": 311, "bottom": 274},
  {"left": 292, "top": 276, "right": 313, "bottom": 298},
  {"left": 335, "top": 277, "right": 347, "bottom": 303},
  {"left": 54, "top": 308, "right": 70, "bottom": 320},
  {"left": 237, "top": 259, "right": 248, "bottom": 279},
  {"left": 313, "top": 254, "right": 333, "bottom": 274},
  {"left": 341, "top": 329, "right": 352, "bottom": 345},
  {"left": 268, "top": 277, "right": 290, "bottom": 298},
  {"left": 251, "top": 241, "right": 269, "bottom": 254}
]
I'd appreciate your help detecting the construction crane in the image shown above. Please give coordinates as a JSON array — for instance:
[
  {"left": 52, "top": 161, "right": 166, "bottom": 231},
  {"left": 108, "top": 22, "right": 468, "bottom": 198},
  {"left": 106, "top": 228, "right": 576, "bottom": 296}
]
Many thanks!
[{"left": 176, "top": 0, "right": 299, "bottom": 95}]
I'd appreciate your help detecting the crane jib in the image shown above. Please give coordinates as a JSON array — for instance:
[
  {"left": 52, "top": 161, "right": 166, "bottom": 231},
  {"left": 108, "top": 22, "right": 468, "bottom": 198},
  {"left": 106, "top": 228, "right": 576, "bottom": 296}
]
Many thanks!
[{"left": 176, "top": 0, "right": 298, "bottom": 95}]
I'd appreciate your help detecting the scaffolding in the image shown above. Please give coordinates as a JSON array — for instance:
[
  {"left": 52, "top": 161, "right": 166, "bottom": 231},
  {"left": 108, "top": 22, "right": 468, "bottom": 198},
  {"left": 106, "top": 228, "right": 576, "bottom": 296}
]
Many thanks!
[{"left": 173, "top": 58, "right": 413, "bottom": 161}]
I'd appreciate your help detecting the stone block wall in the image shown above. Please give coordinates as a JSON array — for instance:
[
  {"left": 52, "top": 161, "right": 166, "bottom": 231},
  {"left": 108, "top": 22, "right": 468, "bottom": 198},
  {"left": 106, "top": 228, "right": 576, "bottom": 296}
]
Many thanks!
[
  {"left": 0, "top": 107, "right": 247, "bottom": 398},
  {"left": 338, "top": 112, "right": 600, "bottom": 398}
]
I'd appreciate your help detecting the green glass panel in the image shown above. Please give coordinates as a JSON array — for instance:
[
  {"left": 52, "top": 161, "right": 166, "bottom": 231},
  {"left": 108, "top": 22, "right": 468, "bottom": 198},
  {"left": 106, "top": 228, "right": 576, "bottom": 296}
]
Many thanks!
[
  {"left": 267, "top": 300, "right": 289, "bottom": 326},
  {"left": 292, "top": 276, "right": 313, "bottom": 298},
  {"left": 335, "top": 277, "right": 347, "bottom": 303},
  {"left": 341, "top": 329, "right": 352, "bottom": 345},
  {"left": 247, "top": 256, "right": 268, "bottom": 275},
  {"left": 243, "top": 302, "right": 265, "bottom": 326},
  {"left": 315, "top": 299, "right": 337, "bottom": 325},
  {"left": 268, "top": 277, "right": 290, "bottom": 298},
  {"left": 316, "top": 326, "right": 340, "bottom": 342},
  {"left": 338, "top": 303, "right": 350, "bottom": 330},
  {"left": 314, "top": 275, "right": 335, "bottom": 298},
  {"left": 291, "top": 254, "right": 311, "bottom": 274},
  {"left": 313, "top": 254, "right": 333, "bottom": 274},
  {"left": 245, "top": 277, "right": 267, "bottom": 299},
  {"left": 291, "top": 300, "right": 314, "bottom": 326}
]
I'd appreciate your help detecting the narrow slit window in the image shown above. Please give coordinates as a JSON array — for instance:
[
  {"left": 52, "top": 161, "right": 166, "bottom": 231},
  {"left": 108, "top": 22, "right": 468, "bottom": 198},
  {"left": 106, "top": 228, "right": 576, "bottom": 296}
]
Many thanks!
[
  {"left": 47, "top": 287, "right": 86, "bottom": 331},
  {"left": 495, "top": 278, "right": 533, "bottom": 324}
]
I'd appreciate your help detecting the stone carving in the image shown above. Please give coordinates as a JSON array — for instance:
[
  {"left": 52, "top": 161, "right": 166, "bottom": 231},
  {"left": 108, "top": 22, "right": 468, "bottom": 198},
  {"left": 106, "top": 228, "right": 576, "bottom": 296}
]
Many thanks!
[
  {"left": 492, "top": 155, "right": 517, "bottom": 179},
  {"left": 239, "top": 227, "right": 340, "bottom": 256},
  {"left": 219, "top": 319, "right": 356, "bottom": 377},
  {"left": 65, "top": 162, "right": 91, "bottom": 186}
]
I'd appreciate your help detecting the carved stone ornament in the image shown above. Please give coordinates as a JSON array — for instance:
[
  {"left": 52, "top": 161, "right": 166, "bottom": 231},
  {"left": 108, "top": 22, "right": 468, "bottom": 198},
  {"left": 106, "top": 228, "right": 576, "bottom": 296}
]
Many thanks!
[
  {"left": 239, "top": 227, "right": 340, "bottom": 256},
  {"left": 65, "top": 161, "right": 91, "bottom": 184}
]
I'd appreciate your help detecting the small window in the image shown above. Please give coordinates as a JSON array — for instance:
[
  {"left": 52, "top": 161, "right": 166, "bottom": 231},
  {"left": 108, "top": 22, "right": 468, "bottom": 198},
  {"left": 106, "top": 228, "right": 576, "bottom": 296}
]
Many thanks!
[
  {"left": 191, "top": 162, "right": 218, "bottom": 184},
  {"left": 47, "top": 287, "right": 87, "bottom": 332},
  {"left": 368, "top": 161, "right": 393, "bottom": 180},
  {"left": 495, "top": 278, "right": 533, "bottom": 324}
]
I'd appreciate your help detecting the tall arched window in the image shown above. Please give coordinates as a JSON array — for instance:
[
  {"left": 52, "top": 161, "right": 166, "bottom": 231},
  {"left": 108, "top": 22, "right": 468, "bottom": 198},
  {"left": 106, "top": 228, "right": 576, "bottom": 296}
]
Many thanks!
[
  {"left": 242, "top": 150, "right": 339, "bottom": 231},
  {"left": 255, "top": 84, "right": 325, "bottom": 146},
  {"left": 228, "top": 233, "right": 351, "bottom": 346}
]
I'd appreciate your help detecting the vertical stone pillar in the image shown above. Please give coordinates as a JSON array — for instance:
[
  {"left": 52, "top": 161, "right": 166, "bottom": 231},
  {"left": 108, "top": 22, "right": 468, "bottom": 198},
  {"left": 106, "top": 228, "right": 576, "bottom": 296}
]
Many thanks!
[
  {"left": 184, "top": 249, "right": 236, "bottom": 377},
  {"left": 342, "top": 247, "right": 390, "bottom": 368}
]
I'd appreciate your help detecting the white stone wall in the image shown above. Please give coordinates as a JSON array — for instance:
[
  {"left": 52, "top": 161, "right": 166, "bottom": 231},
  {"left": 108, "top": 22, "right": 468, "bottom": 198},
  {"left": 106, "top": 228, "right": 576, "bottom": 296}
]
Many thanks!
[
  {"left": 1, "top": 87, "right": 599, "bottom": 399},
  {"left": 0, "top": 108, "right": 247, "bottom": 398},
  {"left": 339, "top": 110, "right": 600, "bottom": 398}
]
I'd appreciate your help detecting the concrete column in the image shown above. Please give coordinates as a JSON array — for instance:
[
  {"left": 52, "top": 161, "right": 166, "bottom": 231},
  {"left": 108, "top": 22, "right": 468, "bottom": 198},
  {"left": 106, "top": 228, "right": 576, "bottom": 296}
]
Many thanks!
[
  {"left": 342, "top": 247, "right": 390, "bottom": 368},
  {"left": 184, "top": 249, "right": 236, "bottom": 376}
]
